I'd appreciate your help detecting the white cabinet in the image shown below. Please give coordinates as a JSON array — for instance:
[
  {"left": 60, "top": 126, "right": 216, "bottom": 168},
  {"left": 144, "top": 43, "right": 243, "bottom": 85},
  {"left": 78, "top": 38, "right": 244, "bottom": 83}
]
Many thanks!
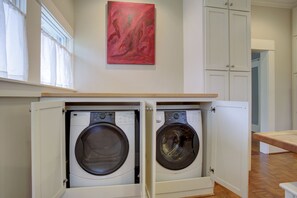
[
  {"left": 204, "top": 0, "right": 251, "bottom": 11},
  {"left": 229, "top": 71, "right": 251, "bottom": 101},
  {"left": 205, "top": 7, "right": 251, "bottom": 72},
  {"left": 293, "top": 7, "right": 297, "bottom": 36},
  {"left": 205, "top": 8, "right": 229, "bottom": 71},
  {"left": 204, "top": 5, "right": 251, "bottom": 103},
  {"left": 31, "top": 101, "right": 66, "bottom": 198},
  {"left": 229, "top": 11, "right": 251, "bottom": 72},
  {"left": 209, "top": 101, "right": 248, "bottom": 196},
  {"left": 205, "top": 70, "right": 250, "bottom": 101},
  {"left": 31, "top": 100, "right": 146, "bottom": 198},
  {"left": 292, "top": 8, "right": 297, "bottom": 128},
  {"left": 144, "top": 100, "right": 249, "bottom": 198},
  {"left": 293, "top": 36, "right": 297, "bottom": 74},
  {"left": 205, "top": 70, "right": 229, "bottom": 100},
  {"left": 31, "top": 97, "right": 249, "bottom": 198},
  {"left": 293, "top": 74, "right": 297, "bottom": 129}
]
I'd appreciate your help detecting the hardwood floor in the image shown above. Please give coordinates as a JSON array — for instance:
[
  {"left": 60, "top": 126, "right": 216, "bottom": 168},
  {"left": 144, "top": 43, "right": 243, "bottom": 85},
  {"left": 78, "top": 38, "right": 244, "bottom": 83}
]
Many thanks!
[{"left": 192, "top": 134, "right": 297, "bottom": 198}]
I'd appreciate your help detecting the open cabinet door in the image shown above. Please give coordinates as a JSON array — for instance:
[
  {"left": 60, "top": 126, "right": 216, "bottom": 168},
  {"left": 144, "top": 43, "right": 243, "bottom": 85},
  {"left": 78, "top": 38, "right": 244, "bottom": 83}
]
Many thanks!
[
  {"left": 210, "top": 101, "right": 248, "bottom": 198},
  {"left": 145, "top": 101, "right": 156, "bottom": 198},
  {"left": 31, "top": 101, "right": 66, "bottom": 198}
]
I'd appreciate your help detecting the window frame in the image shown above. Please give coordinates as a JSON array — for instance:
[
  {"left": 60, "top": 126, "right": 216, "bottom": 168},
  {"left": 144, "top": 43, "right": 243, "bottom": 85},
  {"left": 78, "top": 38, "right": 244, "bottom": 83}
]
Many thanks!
[{"left": 40, "top": 5, "right": 74, "bottom": 88}]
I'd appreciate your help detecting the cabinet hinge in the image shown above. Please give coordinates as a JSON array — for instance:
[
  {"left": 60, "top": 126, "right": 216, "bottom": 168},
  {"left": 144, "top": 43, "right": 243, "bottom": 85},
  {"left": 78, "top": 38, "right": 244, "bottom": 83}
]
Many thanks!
[
  {"left": 146, "top": 107, "right": 153, "bottom": 111},
  {"left": 210, "top": 107, "right": 216, "bottom": 113},
  {"left": 63, "top": 178, "right": 68, "bottom": 186},
  {"left": 62, "top": 108, "right": 66, "bottom": 114},
  {"left": 209, "top": 167, "right": 215, "bottom": 174}
]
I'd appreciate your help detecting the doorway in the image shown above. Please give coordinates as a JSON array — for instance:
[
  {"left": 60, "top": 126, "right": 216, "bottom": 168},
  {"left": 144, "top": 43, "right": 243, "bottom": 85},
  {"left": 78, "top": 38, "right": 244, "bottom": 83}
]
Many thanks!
[
  {"left": 252, "top": 52, "right": 260, "bottom": 132},
  {"left": 251, "top": 39, "right": 283, "bottom": 154}
]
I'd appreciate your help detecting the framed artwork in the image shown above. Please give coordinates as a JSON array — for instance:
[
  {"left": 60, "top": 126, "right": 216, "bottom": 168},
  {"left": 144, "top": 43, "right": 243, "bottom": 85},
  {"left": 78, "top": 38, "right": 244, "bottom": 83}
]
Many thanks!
[{"left": 107, "top": 1, "right": 155, "bottom": 65}]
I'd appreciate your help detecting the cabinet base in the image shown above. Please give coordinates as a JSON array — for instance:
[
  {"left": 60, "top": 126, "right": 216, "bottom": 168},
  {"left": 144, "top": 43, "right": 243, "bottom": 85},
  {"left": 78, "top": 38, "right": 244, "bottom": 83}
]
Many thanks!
[{"left": 156, "top": 177, "right": 213, "bottom": 198}]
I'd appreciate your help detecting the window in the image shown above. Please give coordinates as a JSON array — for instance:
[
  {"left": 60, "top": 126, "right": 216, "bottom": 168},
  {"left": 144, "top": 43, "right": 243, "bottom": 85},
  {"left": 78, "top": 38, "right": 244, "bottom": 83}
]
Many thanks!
[
  {"left": 41, "top": 6, "right": 73, "bottom": 88},
  {"left": 0, "top": 0, "right": 28, "bottom": 81}
]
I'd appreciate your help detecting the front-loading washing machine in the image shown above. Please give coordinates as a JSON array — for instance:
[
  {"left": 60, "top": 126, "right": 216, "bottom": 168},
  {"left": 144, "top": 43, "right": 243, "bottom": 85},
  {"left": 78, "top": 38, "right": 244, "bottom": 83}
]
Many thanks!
[
  {"left": 69, "top": 110, "right": 137, "bottom": 187},
  {"left": 156, "top": 110, "right": 203, "bottom": 182}
]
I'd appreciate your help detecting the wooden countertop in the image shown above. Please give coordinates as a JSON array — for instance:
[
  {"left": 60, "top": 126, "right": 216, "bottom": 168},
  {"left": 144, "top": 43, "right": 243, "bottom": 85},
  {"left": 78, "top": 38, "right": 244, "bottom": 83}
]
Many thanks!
[
  {"left": 41, "top": 93, "right": 218, "bottom": 98},
  {"left": 253, "top": 130, "right": 297, "bottom": 153}
]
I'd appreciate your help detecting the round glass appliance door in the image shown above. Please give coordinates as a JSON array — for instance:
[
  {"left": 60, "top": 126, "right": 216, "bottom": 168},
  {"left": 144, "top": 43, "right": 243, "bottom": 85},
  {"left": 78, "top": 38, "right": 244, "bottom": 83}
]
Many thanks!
[
  {"left": 75, "top": 123, "right": 129, "bottom": 175},
  {"left": 156, "top": 123, "right": 199, "bottom": 170}
]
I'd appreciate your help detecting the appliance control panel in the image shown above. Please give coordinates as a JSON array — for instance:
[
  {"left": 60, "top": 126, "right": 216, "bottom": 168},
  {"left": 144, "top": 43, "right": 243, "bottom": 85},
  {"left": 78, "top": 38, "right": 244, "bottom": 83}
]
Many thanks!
[
  {"left": 165, "top": 111, "right": 187, "bottom": 124},
  {"left": 90, "top": 112, "right": 115, "bottom": 124}
]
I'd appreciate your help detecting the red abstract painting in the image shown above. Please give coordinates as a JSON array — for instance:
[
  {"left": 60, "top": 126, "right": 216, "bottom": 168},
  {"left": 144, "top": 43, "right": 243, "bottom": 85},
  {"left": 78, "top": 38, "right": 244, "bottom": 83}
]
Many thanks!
[{"left": 107, "top": 1, "right": 155, "bottom": 64}]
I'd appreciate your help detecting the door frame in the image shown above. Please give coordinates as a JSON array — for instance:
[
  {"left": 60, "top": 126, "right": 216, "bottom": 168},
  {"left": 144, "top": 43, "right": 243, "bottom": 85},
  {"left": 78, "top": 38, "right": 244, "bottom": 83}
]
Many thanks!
[{"left": 251, "top": 39, "right": 283, "bottom": 154}]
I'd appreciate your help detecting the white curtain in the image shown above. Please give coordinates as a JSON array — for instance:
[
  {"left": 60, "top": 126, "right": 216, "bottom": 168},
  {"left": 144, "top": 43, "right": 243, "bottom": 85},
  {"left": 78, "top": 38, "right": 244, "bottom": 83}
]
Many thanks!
[
  {"left": 0, "top": 0, "right": 7, "bottom": 78},
  {"left": 1, "top": 0, "right": 28, "bottom": 80},
  {"left": 41, "top": 31, "right": 73, "bottom": 88}
]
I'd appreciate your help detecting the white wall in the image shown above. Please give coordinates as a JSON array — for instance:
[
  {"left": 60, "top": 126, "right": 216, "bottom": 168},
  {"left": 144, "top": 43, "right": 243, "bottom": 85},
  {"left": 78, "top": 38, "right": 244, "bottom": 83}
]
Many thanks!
[
  {"left": 52, "top": 0, "right": 75, "bottom": 29},
  {"left": 74, "top": 0, "right": 185, "bottom": 93},
  {"left": 183, "top": 0, "right": 204, "bottom": 93},
  {"left": 26, "top": 0, "right": 41, "bottom": 84},
  {"left": 251, "top": 6, "right": 292, "bottom": 130}
]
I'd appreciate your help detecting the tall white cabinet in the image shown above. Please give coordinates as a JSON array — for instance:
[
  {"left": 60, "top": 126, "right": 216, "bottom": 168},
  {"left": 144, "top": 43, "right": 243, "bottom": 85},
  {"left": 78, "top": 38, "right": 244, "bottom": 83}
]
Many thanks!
[
  {"left": 293, "top": 7, "right": 297, "bottom": 128},
  {"left": 204, "top": 0, "right": 251, "bottom": 101}
]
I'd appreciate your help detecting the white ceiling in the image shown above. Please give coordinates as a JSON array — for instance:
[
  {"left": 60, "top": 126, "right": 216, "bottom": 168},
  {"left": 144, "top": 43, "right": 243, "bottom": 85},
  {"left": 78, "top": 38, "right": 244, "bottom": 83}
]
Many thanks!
[{"left": 252, "top": 0, "right": 297, "bottom": 8}]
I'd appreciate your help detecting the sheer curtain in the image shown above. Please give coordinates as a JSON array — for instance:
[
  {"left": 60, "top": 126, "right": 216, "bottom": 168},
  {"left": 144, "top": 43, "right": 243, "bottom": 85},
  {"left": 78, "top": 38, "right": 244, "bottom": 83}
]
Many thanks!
[
  {"left": 0, "top": 0, "right": 28, "bottom": 80},
  {"left": 41, "top": 31, "right": 73, "bottom": 88}
]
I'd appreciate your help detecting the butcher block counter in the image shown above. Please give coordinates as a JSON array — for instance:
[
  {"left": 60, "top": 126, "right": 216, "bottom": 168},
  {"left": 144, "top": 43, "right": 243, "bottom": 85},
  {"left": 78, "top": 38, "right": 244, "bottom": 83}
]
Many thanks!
[
  {"left": 253, "top": 130, "right": 297, "bottom": 153},
  {"left": 41, "top": 92, "right": 218, "bottom": 98}
]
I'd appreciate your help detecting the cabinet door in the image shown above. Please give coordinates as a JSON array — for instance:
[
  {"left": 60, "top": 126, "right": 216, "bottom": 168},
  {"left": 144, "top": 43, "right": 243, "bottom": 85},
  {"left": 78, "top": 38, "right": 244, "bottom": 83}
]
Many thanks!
[
  {"left": 229, "top": 71, "right": 250, "bottom": 101},
  {"left": 205, "top": 7, "right": 229, "bottom": 71},
  {"left": 204, "top": 0, "right": 251, "bottom": 11},
  {"left": 31, "top": 101, "right": 66, "bottom": 198},
  {"left": 210, "top": 101, "right": 248, "bottom": 197},
  {"left": 293, "top": 7, "right": 297, "bottom": 36},
  {"left": 204, "top": 0, "right": 229, "bottom": 9},
  {"left": 145, "top": 101, "right": 156, "bottom": 198},
  {"left": 205, "top": 70, "right": 229, "bottom": 101},
  {"left": 229, "top": 0, "right": 251, "bottom": 11},
  {"left": 293, "top": 36, "right": 297, "bottom": 74},
  {"left": 293, "top": 74, "right": 297, "bottom": 129},
  {"left": 229, "top": 11, "right": 251, "bottom": 72}
]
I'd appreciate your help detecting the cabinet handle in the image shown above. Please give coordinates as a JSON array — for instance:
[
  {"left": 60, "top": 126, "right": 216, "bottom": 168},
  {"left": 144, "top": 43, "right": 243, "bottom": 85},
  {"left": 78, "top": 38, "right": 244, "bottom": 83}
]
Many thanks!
[
  {"left": 230, "top": 2, "right": 233, "bottom": 6},
  {"left": 226, "top": 65, "right": 230, "bottom": 68},
  {"left": 224, "top": 2, "right": 228, "bottom": 6},
  {"left": 231, "top": 65, "right": 235, "bottom": 68}
]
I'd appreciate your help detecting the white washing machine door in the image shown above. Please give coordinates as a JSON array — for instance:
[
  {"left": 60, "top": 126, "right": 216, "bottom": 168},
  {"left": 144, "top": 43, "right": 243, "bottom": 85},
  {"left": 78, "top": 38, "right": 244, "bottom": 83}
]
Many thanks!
[
  {"left": 156, "top": 123, "right": 199, "bottom": 170},
  {"left": 75, "top": 122, "right": 129, "bottom": 176}
]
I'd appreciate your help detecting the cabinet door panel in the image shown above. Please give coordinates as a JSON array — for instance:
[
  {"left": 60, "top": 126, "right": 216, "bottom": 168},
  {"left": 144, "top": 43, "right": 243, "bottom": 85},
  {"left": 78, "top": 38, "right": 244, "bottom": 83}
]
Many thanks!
[
  {"left": 205, "top": 8, "right": 229, "bottom": 71},
  {"left": 229, "top": 0, "right": 251, "bottom": 11},
  {"left": 210, "top": 101, "right": 248, "bottom": 197},
  {"left": 145, "top": 101, "right": 156, "bottom": 198},
  {"left": 293, "top": 74, "right": 297, "bottom": 129},
  {"left": 31, "top": 101, "right": 66, "bottom": 198},
  {"left": 293, "top": 36, "right": 297, "bottom": 73},
  {"left": 205, "top": 0, "right": 251, "bottom": 11},
  {"left": 204, "top": 0, "right": 228, "bottom": 9},
  {"left": 230, "top": 71, "right": 250, "bottom": 101},
  {"left": 293, "top": 7, "right": 297, "bottom": 36},
  {"left": 229, "top": 11, "right": 251, "bottom": 72},
  {"left": 205, "top": 70, "right": 229, "bottom": 100}
]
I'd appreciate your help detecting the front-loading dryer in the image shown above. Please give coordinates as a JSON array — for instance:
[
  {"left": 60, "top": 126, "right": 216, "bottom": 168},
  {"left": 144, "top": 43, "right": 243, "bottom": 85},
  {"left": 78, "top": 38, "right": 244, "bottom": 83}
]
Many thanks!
[
  {"left": 156, "top": 110, "right": 203, "bottom": 182},
  {"left": 69, "top": 110, "right": 136, "bottom": 187}
]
